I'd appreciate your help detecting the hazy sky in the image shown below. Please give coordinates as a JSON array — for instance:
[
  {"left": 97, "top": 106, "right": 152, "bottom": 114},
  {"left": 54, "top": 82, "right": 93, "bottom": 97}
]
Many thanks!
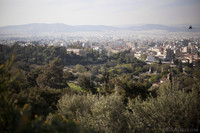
[{"left": 0, "top": 0, "right": 200, "bottom": 26}]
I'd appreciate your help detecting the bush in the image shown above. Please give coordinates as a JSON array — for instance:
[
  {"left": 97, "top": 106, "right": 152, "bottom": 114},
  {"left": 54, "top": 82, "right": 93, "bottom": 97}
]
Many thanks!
[
  {"left": 127, "top": 81, "right": 200, "bottom": 132},
  {"left": 74, "top": 64, "right": 87, "bottom": 73},
  {"left": 149, "top": 74, "right": 161, "bottom": 83},
  {"left": 58, "top": 93, "right": 130, "bottom": 133}
]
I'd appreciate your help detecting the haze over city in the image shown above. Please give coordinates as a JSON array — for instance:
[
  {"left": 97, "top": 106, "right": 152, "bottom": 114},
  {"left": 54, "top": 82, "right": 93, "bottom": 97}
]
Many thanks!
[{"left": 0, "top": 0, "right": 200, "bottom": 26}]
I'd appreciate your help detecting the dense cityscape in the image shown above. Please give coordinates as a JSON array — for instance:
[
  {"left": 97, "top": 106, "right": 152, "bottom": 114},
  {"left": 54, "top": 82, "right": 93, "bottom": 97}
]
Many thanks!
[{"left": 1, "top": 30, "right": 200, "bottom": 64}]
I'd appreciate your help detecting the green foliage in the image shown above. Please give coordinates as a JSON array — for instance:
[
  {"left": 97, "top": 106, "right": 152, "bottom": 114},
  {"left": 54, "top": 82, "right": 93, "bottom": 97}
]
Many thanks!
[
  {"left": 0, "top": 55, "right": 27, "bottom": 133},
  {"left": 173, "top": 59, "right": 179, "bottom": 66},
  {"left": 16, "top": 111, "right": 93, "bottom": 133},
  {"left": 116, "top": 64, "right": 133, "bottom": 73},
  {"left": 68, "top": 83, "right": 82, "bottom": 92},
  {"left": 150, "top": 62, "right": 161, "bottom": 73},
  {"left": 178, "top": 61, "right": 183, "bottom": 73},
  {"left": 27, "top": 67, "right": 41, "bottom": 87},
  {"left": 184, "top": 66, "right": 193, "bottom": 74},
  {"left": 115, "top": 76, "right": 150, "bottom": 101},
  {"left": 0, "top": 44, "right": 12, "bottom": 64},
  {"left": 0, "top": 52, "right": 200, "bottom": 133},
  {"left": 44, "top": 113, "right": 94, "bottom": 133},
  {"left": 16, "top": 86, "right": 63, "bottom": 116},
  {"left": 0, "top": 96, "right": 21, "bottom": 133},
  {"left": 58, "top": 94, "right": 96, "bottom": 120},
  {"left": 1, "top": 45, "right": 199, "bottom": 132},
  {"left": 89, "top": 93, "right": 129, "bottom": 133},
  {"left": 140, "top": 53, "right": 147, "bottom": 60},
  {"left": 171, "top": 67, "right": 180, "bottom": 75},
  {"left": 58, "top": 93, "right": 130, "bottom": 133},
  {"left": 175, "top": 73, "right": 195, "bottom": 90},
  {"left": 193, "top": 68, "right": 200, "bottom": 79},
  {"left": 101, "top": 78, "right": 115, "bottom": 95},
  {"left": 74, "top": 64, "right": 88, "bottom": 73},
  {"left": 36, "top": 58, "right": 68, "bottom": 89},
  {"left": 0, "top": 55, "right": 85, "bottom": 132},
  {"left": 194, "top": 60, "right": 200, "bottom": 69},
  {"left": 58, "top": 80, "right": 199, "bottom": 133},
  {"left": 110, "top": 50, "right": 145, "bottom": 65},
  {"left": 77, "top": 76, "right": 97, "bottom": 94},
  {"left": 0, "top": 44, "right": 108, "bottom": 68},
  {"left": 100, "top": 71, "right": 116, "bottom": 95},
  {"left": 142, "top": 65, "right": 150, "bottom": 72},
  {"left": 161, "top": 64, "right": 170, "bottom": 71},
  {"left": 127, "top": 81, "right": 200, "bottom": 132},
  {"left": 90, "top": 66, "right": 100, "bottom": 75},
  {"left": 63, "top": 71, "right": 76, "bottom": 81},
  {"left": 149, "top": 74, "right": 161, "bottom": 83},
  {"left": 0, "top": 54, "right": 20, "bottom": 92}
]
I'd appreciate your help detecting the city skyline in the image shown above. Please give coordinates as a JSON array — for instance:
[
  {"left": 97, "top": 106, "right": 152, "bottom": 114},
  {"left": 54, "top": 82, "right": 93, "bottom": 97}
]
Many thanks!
[{"left": 0, "top": 0, "right": 200, "bottom": 27}]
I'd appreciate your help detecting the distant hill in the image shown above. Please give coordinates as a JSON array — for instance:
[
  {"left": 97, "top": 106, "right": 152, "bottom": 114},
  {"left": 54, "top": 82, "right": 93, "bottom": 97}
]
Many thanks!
[
  {"left": 0, "top": 23, "right": 199, "bottom": 34},
  {"left": 127, "top": 24, "right": 180, "bottom": 32},
  {"left": 127, "top": 24, "right": 200, "bottom": 32},
  {"left": 0, "top": 23, "right": 118, "bottom": 34}
]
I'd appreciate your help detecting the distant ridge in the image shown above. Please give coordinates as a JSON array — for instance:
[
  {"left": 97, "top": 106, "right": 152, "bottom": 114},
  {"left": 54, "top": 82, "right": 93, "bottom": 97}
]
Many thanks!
[
  {"left": 0, "top": 23, "right": 119, "bottom": 34},
  {"left": 127, "top": 24, "right": 180, "bottom": 32},
  {"left": 0, "top": 23, "right": 199, "bottom": 34}
]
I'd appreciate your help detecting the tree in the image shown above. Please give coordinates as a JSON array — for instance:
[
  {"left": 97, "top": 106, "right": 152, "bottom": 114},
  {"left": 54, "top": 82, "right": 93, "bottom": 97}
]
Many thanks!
[
  {"left": 0, "top": 54, "right": 21, "bottom": 93},
  {"left": 78, "top": 76, "right": 97, "bottom": 94},
  {"left": 63, "top": 71, "right": 75, "bottom": 81},
  {"left": 74, "top": 64, "right": 87, "bottom": 73},
  {"left": 161, "top": 64, "right": 170, "bottom": 71},
  {"left": 0, "top": 55, "right": 26, "bottom": 133},
  {"left": 150, "top": 74, "right": 161, "bottom": 83},
  {"left": 184, "top": 66, "right": 193, "bottom": 74},
  {"left": 158, "top": 59, "right": 162, "bottom": 65},
  {"left": 127, "top": 81, "right": 200, "bottom": 132},
  {"left": 178, "top": 61, "right": 183, "bottom": 73},
  {"left": 17, "top": 86, "right": 63, "bottom": 116},
  {"left": 27, "top": 68, "right": 41, "bottom": 87},
  {"left": 173, "top": 59, "right": 179, "bottom": 66},
  {"left": 195, "top": 60, "right": 200, "bottom": 69},
  {"left": 140, "top": 54, "right": 147, "bottom": 61},
  {"left": 193, "top": 69, "right": 200, "bottom": 79},
  {"left": 115, "top": 77, "right": 149, "bottom": 101},
  {"left": 36, "top": 58, "right": 68, "bottom": 89},
  {"left": 58, "top": 93, "right": 130, "bottom": 133}
]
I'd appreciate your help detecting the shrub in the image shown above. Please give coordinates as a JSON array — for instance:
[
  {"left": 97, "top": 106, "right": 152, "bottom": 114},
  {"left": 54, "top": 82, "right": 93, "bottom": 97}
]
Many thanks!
[
  {"left": 127, "top": 81, "right": 200, "bottom": 132},
  {"left": 58, "top": 93, "right": 130, "bottom": 133}
]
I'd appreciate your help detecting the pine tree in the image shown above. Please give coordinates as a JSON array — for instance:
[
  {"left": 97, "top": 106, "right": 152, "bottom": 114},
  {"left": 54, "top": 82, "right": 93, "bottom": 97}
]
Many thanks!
[
  {"left": 36, "top": 58, "right": 68, "bottom": 89},
  {"left": 178, "top": 61, "right": 183, "bottom": 73}
]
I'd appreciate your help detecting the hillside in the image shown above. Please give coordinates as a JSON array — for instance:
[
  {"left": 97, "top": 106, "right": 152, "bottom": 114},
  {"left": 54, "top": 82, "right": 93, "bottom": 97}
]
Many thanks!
[{"left": 0, "top": 23, "right": 199, "bottom": 34}]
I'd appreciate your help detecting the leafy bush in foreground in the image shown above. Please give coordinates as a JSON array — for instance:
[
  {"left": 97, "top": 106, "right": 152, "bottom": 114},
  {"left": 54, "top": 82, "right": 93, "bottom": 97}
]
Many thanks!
[
  {"left": 58, "top": 93, "right": 130, "bottom": 133},
  {"left": 127, "top": 81, "right": 200, "bottom": 133},
  {"left": 58, "top": 81, "right": 200, "bottom": 133}
]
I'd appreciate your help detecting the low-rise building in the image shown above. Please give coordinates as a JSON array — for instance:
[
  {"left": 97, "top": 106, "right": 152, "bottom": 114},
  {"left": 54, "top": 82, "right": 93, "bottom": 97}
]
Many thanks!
[
  {"left": 146, "top": 55, "right": 155, "bottom": 62},
  {"left": 66, "top": 48, "right": 86, "bottom": 56}
]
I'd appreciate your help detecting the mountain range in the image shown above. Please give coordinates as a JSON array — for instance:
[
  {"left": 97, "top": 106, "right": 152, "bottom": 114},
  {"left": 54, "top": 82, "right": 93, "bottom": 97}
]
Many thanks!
[{"left": 0, "top": 23, "right": 199, "bottom": 34}]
